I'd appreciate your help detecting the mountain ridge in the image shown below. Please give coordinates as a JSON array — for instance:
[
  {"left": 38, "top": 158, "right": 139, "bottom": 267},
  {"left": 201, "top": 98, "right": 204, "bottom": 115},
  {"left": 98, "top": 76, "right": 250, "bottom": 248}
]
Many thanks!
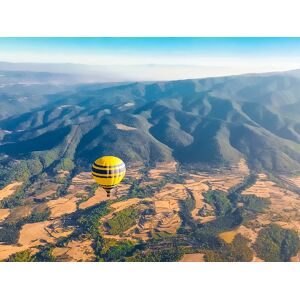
[{"left": 1, "top": 70, "right": 300, "bottom": 186}]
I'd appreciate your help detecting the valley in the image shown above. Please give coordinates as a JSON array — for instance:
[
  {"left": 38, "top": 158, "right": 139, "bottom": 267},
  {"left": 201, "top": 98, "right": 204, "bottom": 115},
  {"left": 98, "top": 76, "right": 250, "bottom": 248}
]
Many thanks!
[
  {"left": 1, "top": 70, "right": 300, "bottom": 262},
  {"left": 0, "top": 159, "right": 299, "bottom": 262}
]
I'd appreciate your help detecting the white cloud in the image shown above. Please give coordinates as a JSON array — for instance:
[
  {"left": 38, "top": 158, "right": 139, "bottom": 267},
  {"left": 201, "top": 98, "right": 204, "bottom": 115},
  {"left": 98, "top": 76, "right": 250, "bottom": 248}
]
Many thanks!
[{"left": 1, "top": 50, "right": 300, "bottom": 81}]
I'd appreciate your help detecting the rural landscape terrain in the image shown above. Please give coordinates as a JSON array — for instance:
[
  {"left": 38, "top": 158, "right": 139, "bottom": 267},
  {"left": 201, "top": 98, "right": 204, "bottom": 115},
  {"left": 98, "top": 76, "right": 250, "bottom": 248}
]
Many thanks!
[{"left": 1, "top": 68, "right": 300, "bottom": 261}]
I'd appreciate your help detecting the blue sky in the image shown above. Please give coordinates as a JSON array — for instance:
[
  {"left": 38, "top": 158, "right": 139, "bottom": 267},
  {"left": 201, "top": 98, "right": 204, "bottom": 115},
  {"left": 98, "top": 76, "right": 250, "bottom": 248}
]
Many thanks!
[
  {"left": 1, "top": 38, "right": 300, "bottom": 80},
  {"left": 1, "top": 37, "right": 300, "bottom": 62}
]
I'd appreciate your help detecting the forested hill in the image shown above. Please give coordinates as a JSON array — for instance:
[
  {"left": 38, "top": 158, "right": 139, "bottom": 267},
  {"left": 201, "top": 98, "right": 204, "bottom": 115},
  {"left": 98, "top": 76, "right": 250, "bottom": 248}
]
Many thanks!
[{"left": 1, "top": 70, "right": 300, "bottom": 185}]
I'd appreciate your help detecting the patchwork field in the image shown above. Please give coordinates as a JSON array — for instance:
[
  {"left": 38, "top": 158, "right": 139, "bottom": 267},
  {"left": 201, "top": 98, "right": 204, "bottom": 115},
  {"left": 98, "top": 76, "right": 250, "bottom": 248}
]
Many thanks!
[
  {"left": 79, "top": 188, "right": 108, "bottom": 209},
  {"left": 0, "top": 182, "right": 22, "bottom": 201},
  {"left": 0, "top": 209, "right": 10, "bottom": 222},
  {"left": 148, "top": 162, "right": 177, "bottom": 180},
  {"left": 1, "top": 159, "right": 300, "bottom": 262},
  {"left": 47, "top": 197, "right": 78, "bottom": 218},
  {"left": 0, "top": 220, "right": 74, "bottom": 260},
  {"left": 242, "top": 173, "right": 300, "bottom": 230},
  {"left": 180, "top": 253, "right": 205, "bottom": 262},
  {"left": 219, "top": 229, "right": 239, "bottom": 243},
  {"left": 52, "top": 239, "right": 95, "bottom": 262}
]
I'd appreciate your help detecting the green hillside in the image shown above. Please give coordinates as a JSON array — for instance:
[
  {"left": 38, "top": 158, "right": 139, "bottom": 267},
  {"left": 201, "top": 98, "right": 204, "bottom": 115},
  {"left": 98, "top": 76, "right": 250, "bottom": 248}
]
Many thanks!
[{"left": 1, "top": 70, "right": 300, "bottom": 185}]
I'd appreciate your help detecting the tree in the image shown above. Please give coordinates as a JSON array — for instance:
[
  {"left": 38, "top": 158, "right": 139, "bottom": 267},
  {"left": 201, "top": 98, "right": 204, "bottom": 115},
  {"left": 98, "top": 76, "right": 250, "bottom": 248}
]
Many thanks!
[
  {"left": 7, "top": 250, "right": 35, "bottom": 262},
  {"left": 254, "top": 224, "right": 300, "bottom": 261}
]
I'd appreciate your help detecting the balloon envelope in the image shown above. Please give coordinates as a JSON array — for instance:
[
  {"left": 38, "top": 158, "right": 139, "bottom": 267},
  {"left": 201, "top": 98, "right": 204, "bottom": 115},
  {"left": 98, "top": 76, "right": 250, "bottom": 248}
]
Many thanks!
[{"left": 92, "top": 156, "right": 126, "bottom": 196}]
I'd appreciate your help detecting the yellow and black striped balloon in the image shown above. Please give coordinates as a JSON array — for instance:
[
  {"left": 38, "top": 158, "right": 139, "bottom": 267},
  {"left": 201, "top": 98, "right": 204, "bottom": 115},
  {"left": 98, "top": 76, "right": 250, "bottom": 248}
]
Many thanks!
[{"left": 92, "top": 156, "right": 126, "bottom": 197}]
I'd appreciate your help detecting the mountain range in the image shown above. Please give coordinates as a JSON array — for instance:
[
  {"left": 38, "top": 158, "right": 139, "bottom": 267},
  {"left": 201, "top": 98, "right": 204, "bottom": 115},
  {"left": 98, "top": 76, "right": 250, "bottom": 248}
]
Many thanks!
[{"left": 1, "top": 69, "right": 300, "bottom": 185}]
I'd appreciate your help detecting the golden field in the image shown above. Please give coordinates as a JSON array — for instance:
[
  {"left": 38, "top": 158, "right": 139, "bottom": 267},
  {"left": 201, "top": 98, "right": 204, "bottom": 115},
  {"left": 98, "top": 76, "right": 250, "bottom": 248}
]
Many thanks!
[{"left": 0, "top": 159, "right": 300, "bottom": 262}]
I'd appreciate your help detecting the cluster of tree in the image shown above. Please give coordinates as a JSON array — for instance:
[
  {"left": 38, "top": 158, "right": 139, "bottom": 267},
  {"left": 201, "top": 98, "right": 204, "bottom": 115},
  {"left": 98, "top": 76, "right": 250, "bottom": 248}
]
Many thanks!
[
  {"left": 164, "top": 173, "right": 189, "bottom": 184},
  {"left": 128, "top": 179, "right": 166, "bottom": 198},
  {"left": 178, "top": 195, "right": 197, "bottom": 230},
  {"left": 0, "top": 160, "right": 31, "bottom": 189},
  {"left": 203, "top": 190, "right": 232, "bottom": 216},
  {"left": 0, "top": 206, "right": 51, "bottom": 244},
  {"left": 205, "top": 234, "right": 253, "bottom": 262},
  {"left": 54, "top": 201, "right": 143, "bottom": 262},
  {"left": 23, "top": 208, "right": 51, "bottom": 223},
  {"left": 0, "top": 223, "right": 21, "bottom": 244},
  {"left": 97, "top": 240, "right": 138, "bottom": 262},
  {"left": 227, "top": 173, "right": 257, "bottom": 205},
  {"left": 0, "top": 185, "right": 26, "bottom": 209},
  {"left": 184, "top": 193, "right": 196, "bottom": 212},
  {"left": 6, "top": 250, "right": 35, "bottom": 262},
  {"left": 54, "top": 157, "right": 74, "bottom": 172},
  {"left": 73, "top": 203, "right": 110, "bottom": 238},
  {"left": 53, "top": 202, "right": 110, "bottom": 254},
  {"left": 34, "top": 245, "right": 57, "bottom": 262},
  {"left": 55, "top": 177, "right": 72, "bottom": 197},
  {"left": 200, "top": 208, "right": 244, "bottom": 236},
  {"left": 180, "top": 191, "right": 238, "bottom": 236},
  {"left": 0, "top": 146, "right": 65, "bottom": 190},
  {"left": 254, "top": 223, "right": 300, "bottom": 261},
  {"left": 6, "top": 245, "right": 56, "bottom": 262},
  {"left": 106, "top": 207, "right": 139, "bottom": 235},
  {"left": 0, "top": 156, "right": 64, "bottom": 209},
  {"left": 178, "top": 192, "right": 244, "bottom": 252},
  {"left": 0, "top": 138, "right": 77, "bottom": 204},
  {"left": 0, "top": 173, "right": 40, "bottom": 209},
  {"left": 125, "top": 169, "right": 188, "bottom": 200},
  {"left": 239, "top": 194, "right": 270, "bottom": 213},
  {"left": 32, "top": 148, "right": 61, "bottom": 169},
  {"left": 127, "top": 247, "right": 183, "bottom": 262}
]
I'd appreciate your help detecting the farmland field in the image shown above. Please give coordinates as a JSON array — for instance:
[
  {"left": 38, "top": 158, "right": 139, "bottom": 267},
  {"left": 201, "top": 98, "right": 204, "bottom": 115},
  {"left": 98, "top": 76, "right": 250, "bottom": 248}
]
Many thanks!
[{"left": 1, "top": 159, "right": 299, "bottom": 262}]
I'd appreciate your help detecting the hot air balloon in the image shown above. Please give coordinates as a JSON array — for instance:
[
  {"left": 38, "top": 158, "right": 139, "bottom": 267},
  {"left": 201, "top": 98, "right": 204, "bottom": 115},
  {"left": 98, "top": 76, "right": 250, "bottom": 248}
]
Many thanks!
[{"left": 92, "top": 156, "right": 126, "bottom": 197}]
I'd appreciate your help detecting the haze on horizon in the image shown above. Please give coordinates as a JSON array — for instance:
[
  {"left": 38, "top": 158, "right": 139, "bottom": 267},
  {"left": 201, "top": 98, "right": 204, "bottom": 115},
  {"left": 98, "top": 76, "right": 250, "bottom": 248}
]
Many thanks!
[{"left": 1, "top": 37, "right": 300, "bottom": 81}]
